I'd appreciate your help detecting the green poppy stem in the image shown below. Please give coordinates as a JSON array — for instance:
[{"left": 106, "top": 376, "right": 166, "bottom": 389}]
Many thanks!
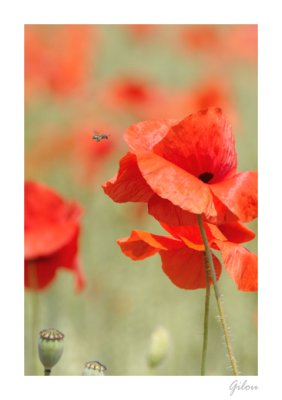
[
  {"left": 200, "top": 253, "right": 210, "bottom": 375},
  {"left": 44, "top": 369, "right": 51, "bottom": 376},
  {"left": 197, "top": 214, "right": 239, "bottom": 376},
  {"left": 29, "top": 262, "right": 40, "bottom": 375}
]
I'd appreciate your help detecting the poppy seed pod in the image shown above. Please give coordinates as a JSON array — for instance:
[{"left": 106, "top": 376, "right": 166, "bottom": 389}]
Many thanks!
[
  {"left": 38, "top": 328, "right": 64, "bottom": 372},
  {"left": 147, "top": 326, "right": 170, "bottom": 368},
  {"left": 82, "top": 361, "right": 107, "bottom": 376}
]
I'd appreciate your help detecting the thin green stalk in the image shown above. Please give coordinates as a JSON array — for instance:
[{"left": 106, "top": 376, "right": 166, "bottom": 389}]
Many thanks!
[
  {"left": 44, "top": 369, "right": 51, "bottom": 376},
  {"left": 197, "top": 215, "right": 239, "bottom": 376},
  {"left": 200, "top": 253, "right": 210, "bottom": 375},
  {"left": 29, "top": 262, "right": 40, "bottom": 375}
]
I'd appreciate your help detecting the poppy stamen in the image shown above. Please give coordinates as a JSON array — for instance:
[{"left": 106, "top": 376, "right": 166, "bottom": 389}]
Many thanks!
[{"left": 198, "top": 172, "right": 214, "bottom": 183}]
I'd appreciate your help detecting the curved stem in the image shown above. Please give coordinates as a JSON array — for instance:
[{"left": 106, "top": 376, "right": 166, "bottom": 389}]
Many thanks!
[
  {"left": 197, "top": 215, "right": 239, "bottom": 376},
  {"left": 201, "top": 253, "right": 210, "bottom": 375}
]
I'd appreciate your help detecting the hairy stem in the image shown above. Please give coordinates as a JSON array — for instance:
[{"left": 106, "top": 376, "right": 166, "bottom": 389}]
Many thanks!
[
  {"left": 197, "top": 215, "right": 239, "bottom": 376},
  {"left": 201, "top": 253, "right": 210, "bottom": 375}
]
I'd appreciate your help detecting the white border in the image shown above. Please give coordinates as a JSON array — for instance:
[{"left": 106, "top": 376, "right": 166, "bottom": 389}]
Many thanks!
[{"left": 1, "top": 0, "right": 280, "bottom": 399}]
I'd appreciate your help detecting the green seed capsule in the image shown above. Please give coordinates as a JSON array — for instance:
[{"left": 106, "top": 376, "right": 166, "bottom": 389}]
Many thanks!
[
  {"left": 147, "top": 326, "right": 170, "bottom": 368},
  {"left": 82, "top": 361, "right": 107, "bottom": 376},
  {"left": 38, "top": 328, "right": 64, "bottom": 371}
]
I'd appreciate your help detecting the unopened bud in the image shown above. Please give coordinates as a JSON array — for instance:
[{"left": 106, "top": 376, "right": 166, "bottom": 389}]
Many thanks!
[
  {"left": 38, "top": 328, "right": 64, "bottom": 372},
  {"left": 82, "top": 361, "right": 107, "bottom": 376},
  {"left": 147, "top": 326, "right": 170, "bottom": 368}
]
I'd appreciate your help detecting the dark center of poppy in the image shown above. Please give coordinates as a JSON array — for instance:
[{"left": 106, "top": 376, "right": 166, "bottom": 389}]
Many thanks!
[{"left": 198, "top": 172, "right": 214, "bottom": 183}]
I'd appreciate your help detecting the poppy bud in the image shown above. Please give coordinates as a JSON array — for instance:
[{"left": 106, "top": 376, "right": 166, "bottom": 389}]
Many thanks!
[
  {"left": 82, "top": 361, "right": 107, "bottom": 376},
  {"left": 38, "top": 328, "right": 64, "bottom": 374},
  {"left": 147, "top": 326, "right": 170, "bottom": 368}
]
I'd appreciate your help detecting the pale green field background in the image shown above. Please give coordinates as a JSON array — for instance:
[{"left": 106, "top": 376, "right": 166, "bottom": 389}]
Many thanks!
[{"left": 25, "top": 25, "right": 258, "bottom": 376}]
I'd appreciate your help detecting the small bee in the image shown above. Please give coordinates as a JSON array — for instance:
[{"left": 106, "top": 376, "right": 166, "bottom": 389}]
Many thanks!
[{"left": 92, "top": 131, "right": 110, "bottom": 142}]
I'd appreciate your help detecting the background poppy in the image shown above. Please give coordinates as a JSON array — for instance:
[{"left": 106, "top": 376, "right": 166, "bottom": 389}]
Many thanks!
[{"left": 24, "top": 181, "right": 85, "bottom": 291}]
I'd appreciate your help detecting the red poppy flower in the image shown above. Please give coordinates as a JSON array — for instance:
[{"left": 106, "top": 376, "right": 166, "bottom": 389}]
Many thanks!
[
  {"left": 117, "top": 220, "right": 257, "bottom": 291},
  {"left": 103, "top": 107, "right": 257, "bottom": 226},
  {"left": 24, "top": 181, "right": 85, "bottom": 291},
  {"left": 25, "top": 25, "right": 94, "bottom": 100}
]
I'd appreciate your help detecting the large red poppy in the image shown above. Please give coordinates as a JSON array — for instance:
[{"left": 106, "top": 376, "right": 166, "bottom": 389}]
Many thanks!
[
  {"left": 24, "top": 181, "right": 85, "bottom": 291},
  {"left": 117, "top": 220, "right": 257, "bottom": 291},
  {"left": 103, "top": 107, "right": 257, "bottom": 226}
]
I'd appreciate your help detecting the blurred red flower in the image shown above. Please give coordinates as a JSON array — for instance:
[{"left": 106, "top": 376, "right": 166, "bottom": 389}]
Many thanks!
[
  {"left": 25, "top": 24, "right": 94, "bottom": 100},
  {"left": 181, "top": 25, "right": 222, "bottom": 54},
  {"left": 26, "top": 121, "right": 118, "bottom": 187},
  {"left": 103, "top": 107, "right": 257, "bottom": 226},
  {"left": 24, "top": 181, "right": 85, "bottom": 290},
  {"left": 123, "top": 24, "right": 157, "bottom": 39},
  {"left": 117, "top": 220, "right": 257, "bottom": 291},
  {"left": 224, "top": 25, "right": 257, "bottom": 64},
  {"left": 100, "top": 77, "right": 171, "bottom": 119},
  {"left": 168, "top": 78, "right": 238, "bottom": 127}
]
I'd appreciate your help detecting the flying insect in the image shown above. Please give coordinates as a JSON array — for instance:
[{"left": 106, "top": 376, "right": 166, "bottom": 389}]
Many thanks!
[{"left": 92, "top": 131, "right": 110, "bottom": 142}]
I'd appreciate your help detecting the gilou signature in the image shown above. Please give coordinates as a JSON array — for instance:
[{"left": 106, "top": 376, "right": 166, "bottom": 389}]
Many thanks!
[{"left": 229, "top": 380, "right": 258, "bottom": 396}]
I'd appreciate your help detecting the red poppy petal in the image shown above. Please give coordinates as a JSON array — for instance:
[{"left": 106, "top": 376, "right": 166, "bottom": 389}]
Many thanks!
[
  {"left": 153, "top": 107, "right": 237, "bottom": 182},
  {"left": 210, "top": 171, "right": 258, "bottom": 222},
  {"left": 117, "top": 230, "right": 183, "bottom": 260},
  {"left": 148, "top": 195, "right": 197, "bottom": 226},
  {"left": 25, "top": 221, "right": 79, "bottom": 259},
  {"left": 216, "top": 241, "right": 258, "bottom": 291},
  {"left": 148, "top": 193, "right": 238, "bottom": 227},
  {"left": 124, "top": 119, "right": 178, "bottom": 152},
  {"left": 160, "top": 247, "right": 222, "bottom": 289},
  {"left": 25, "top": 230, "right": 85, "bottom": 291},
  {"left": 136, "top": 151, "right": 216, "bottom": 216},
  {"left": 25, "top": 181, "right": 82, "bottom": 258},
  {"left": 102, "top": 152, "right": 154, "bottom": 202},
  {"left": 160, "top": 222, "right": 226, "bottom": 251},
  {"left": 218, "top": 221, "right": 256, "bottom": 243},
  {"left": 25, "top": 260, "right": 57, "bottom": 290}
]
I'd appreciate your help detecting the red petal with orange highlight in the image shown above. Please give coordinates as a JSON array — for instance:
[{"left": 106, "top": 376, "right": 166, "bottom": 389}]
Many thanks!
[
  {"left": 216, "top": 241, "right": 258, "bottom": 291},
  {"left": 117, "top": 230, "right": 183, "bottom": 261},
  {"left": 124, "top": 119, "right": 177, "bottom": 151},
  {"left": 210, "top": 171, "right": 258, "bottom": 222},
  {"left": 153, "top": 107, "right": 237, "bottom": 182},
  {"left": 136, "top": 151, "right": 216, "bottom": 216},
  {"left": 102, "top": 152, "right": 154, "bottom": 202},
  {"left": 218, "top": 221, "right": 256, "bottom": 243},
  {"left": 160, "top": 247, "right": 222, "bottom": 289}
]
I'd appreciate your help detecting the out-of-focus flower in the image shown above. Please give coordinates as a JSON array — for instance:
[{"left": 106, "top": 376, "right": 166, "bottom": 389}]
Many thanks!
[
  {"left": 100, "top": 77, "right": 171, "bottom": 120},
  {"left": 123, "top": 24, "right": 157, "bottom": 40},
  {"left": 224, "top": 25, "right": 257, "bottom": 64},
  {"left": 24, "top": 181, "right": 85, "bottom": 290},
  {"left": 26, "top": 121, "right": 118, "bottom": 186},
  {"left": 180, "top": 25, "right": 222, "bottom": 54},
  {"left": 25, "top": 24, "right": 94, "bottom": 100},
  {"left": 117, "top": 219, "right": 257, "bottom": 291},
  {"left": 147, "top": 326, "right": 170, "bottom": 368},
  {"left": 103, "top": 107, "right": 257, "bottom": 226},
  {"left": 168, "top": 78, "right": 238, "bottom": 126},
  {"left": 180, "top": 25, "right": 257, "bottom": 66}
]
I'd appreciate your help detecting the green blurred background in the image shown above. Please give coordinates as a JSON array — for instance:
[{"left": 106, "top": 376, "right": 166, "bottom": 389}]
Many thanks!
[{"left": 24, "top": 24, "right": 257, "bottom": 376}]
